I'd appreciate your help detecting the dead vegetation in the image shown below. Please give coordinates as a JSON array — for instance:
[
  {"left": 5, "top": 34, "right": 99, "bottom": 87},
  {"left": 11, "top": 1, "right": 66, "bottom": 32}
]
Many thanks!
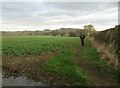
[{"left": 90, "top": 25, "right": 119, "bottom": 69}]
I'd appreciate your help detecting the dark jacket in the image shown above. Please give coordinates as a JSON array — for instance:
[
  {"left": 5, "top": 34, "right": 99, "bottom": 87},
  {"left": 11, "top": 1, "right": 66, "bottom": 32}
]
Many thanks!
[{"left": 80, "top": 34, "right": 85, "bottom": 40}]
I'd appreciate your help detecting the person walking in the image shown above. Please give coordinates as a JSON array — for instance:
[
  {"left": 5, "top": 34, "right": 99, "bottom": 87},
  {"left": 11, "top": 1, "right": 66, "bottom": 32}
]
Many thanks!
[{"left": 80, "top": 33, "right": 85, "bottom": 46}]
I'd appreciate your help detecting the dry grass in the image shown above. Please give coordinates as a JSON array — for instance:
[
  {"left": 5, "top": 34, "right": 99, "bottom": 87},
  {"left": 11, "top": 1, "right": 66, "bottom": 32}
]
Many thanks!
[{"left": 90, "top": 37, "right": 118, "bottom": 69}]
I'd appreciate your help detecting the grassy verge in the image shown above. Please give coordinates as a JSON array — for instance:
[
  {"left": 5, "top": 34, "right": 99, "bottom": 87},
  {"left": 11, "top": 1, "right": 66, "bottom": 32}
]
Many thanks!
[
  {"left": 80, "top": 38, "right": 119, "bottom": 83},
  {"left": 42, "top": 49, "right": 89, "bottom": 86}
]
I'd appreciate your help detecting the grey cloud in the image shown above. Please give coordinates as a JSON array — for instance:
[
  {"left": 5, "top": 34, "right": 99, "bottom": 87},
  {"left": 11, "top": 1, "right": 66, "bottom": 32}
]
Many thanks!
[
  {"left": 1, "top": 2, "right": 118, "bottom": 31},
  {"left": 2, "top": 2, "right": 117, "bottom": 19}
]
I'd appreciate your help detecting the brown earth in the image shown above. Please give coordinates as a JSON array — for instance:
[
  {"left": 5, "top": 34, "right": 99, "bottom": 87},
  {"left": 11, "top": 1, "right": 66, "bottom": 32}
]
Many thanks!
[
  {"left": 75, "top": 48, "right": 118, "bottom": 86},
  {"left": 3, "top": 51, "right": 58, "bottom": 73}
]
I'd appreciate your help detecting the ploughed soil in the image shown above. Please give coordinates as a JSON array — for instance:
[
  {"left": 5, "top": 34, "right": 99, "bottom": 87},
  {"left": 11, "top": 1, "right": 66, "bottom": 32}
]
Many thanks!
[
  {"left": 75, "top": 48, "right": 118, "bottom": 86},
  {"left": 2, "top": 50, "right": 73, "bottom": 86}
]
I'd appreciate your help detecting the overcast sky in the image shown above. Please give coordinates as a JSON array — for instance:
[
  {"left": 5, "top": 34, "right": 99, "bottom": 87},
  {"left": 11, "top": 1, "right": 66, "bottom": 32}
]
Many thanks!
[{"left": 1, "top": 2, "right": 118, "bottom": 31}]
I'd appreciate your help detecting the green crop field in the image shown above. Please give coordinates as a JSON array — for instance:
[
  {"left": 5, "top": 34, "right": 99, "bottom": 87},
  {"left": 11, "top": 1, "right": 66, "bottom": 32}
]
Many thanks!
[{"left": 2, "top": 36, "right": 79, "bottom": 56}]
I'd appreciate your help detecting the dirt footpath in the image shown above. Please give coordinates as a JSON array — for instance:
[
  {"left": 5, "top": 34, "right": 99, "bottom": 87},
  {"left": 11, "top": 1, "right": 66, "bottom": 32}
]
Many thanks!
[{"left": 75, "top": 48, "right": 118, "bottom": 86}]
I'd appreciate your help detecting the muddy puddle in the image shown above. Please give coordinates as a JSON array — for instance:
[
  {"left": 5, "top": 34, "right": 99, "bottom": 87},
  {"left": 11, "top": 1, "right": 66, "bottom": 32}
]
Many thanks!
[{"left": 2, "top": 72, "right": 47, "bottom": 86}]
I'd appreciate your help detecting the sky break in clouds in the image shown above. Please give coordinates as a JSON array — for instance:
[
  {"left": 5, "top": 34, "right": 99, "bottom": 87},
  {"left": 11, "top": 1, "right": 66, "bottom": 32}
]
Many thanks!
[{"left": 1, "top": 2, "right": 118, "bottom": 31}]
